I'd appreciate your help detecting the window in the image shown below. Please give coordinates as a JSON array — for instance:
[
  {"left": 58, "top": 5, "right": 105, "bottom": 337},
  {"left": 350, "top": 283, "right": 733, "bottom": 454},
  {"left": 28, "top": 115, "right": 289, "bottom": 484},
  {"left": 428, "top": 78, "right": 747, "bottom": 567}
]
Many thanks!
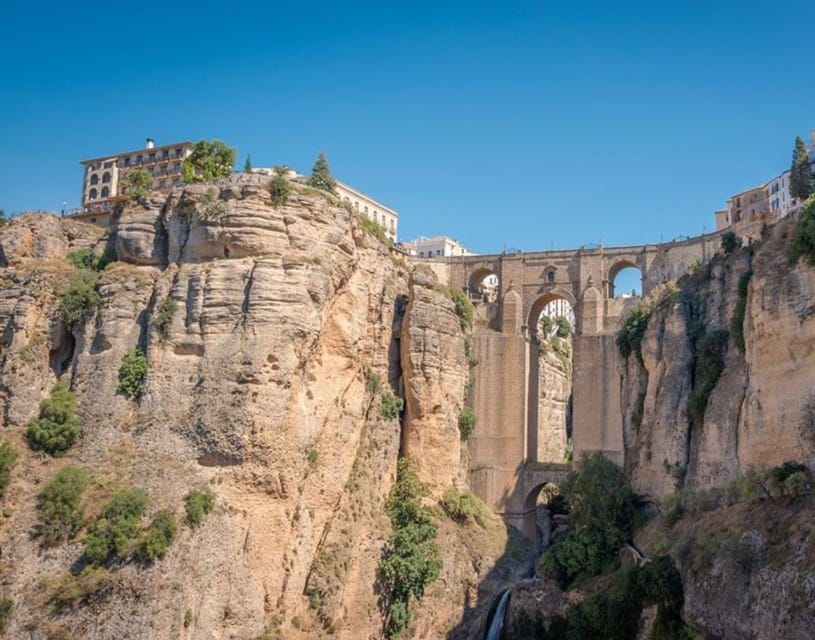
[
  {"left": 547, "top": 270, "right": 555, "bottom": 283},
  {"left": 123, "top": 158, "right": 131, "bottom": 167},
  {"left": 162, "top": 151, "right": 169, "bottom": 160},
  {"left": 89, "top": 188, "right": 98, "bottom": 200},
  {"left": 103, "top": 161, "right": 113, "bottom": 169},
  {"left": 364, "top": 206, "right": 368, "bottom": 213},
  {"left": 90, "top": 174, "right": 99, "bottom": 185},
  {"left": 175, "top": 147, "right": 183, "bottom": 158},
  {"left": 149, "top": 152, "right": 156, "bottom": 162},
  {"left": 158, "top": 180, "right": 166, "bottom": 189},
  {"left": 436, "top": 249, "right": 441, "bottom": 256},
  {"left": 102, "top": 172, "right": 111, "bottom": 183},
  {"left": 136, "top": 155, "right": 143, "bottom": 163},
  {"left": 101, "top": 186, "right": 110, "bottom": 198},
  {"left": 419, "top": 251, "right": 424, "bottom": 257}
]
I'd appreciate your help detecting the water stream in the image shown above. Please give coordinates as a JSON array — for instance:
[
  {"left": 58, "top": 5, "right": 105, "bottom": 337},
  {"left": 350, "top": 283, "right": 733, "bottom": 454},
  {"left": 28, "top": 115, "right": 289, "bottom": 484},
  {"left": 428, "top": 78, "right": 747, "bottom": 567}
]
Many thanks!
[{"left": 483, "top": 589, "right": 510, "bottom": 640}]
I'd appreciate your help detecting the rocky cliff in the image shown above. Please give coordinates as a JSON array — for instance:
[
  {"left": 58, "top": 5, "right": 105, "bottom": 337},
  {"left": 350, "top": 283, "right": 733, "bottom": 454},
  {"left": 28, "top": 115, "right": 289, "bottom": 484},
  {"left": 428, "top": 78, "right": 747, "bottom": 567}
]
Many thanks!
[{"left": 0, "top": 176, "right": 509, "bottom": 640}]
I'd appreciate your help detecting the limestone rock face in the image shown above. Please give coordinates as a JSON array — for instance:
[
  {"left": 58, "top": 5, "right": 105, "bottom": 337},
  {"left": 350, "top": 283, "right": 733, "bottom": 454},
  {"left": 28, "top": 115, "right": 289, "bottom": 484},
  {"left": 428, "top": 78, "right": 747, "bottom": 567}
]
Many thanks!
[
  {"left": 622, "top": 220, "right": 815, "bottom": 499},
  {"left": 0, "top": 177, "right": 500, "bottom": 640},
  {"left": 536, "top": 346, "right": 571, "bottom": 463},
  {"left": 400, "top": 267, "right": 467, "bottom": 491}
]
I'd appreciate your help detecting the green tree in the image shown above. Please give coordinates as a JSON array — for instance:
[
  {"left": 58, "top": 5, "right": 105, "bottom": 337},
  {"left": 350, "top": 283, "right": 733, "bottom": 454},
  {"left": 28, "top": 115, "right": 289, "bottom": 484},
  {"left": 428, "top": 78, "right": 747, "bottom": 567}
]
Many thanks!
[
  {"left": 0, "top": 209, "right": 7, "bottom": 227},
  {"left": 307, "top": 152, "right": 337, "bottom": 194},
  {"left": 182, "top": 139, "right": 236, "bottom": 183},
  {"left": 35, "top": 466, "right": 89, "bottom": 545},
  {"left": 790, "top": 136, "right": 813, "bottom": 201},
  {"left": 243, "top": 154, "right": 253, "bottom": 173},
  {"left": 25, "top": 382, "right": 82, "bottom": 456},
  {"left": 121, "top": 169, "right": 153, "bottom": 202}
]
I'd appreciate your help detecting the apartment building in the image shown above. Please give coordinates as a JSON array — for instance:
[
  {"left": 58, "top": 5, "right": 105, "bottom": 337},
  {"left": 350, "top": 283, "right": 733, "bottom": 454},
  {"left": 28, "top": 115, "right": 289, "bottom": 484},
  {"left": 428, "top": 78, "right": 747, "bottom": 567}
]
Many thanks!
[
  {"left": 401, "top": 235, "right": 472, "bottom": 258},
  {"left": 79, "top": 139, "right": 195, "bottom": 215}
]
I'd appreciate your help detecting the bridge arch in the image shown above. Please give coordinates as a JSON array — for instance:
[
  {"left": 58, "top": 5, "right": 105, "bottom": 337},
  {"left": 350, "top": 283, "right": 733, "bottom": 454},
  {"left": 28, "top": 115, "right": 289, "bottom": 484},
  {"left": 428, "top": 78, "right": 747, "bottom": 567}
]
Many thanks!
[
  {"left": 527, "top": 289, "right": 577, "bottom": 339},
  {"left": 608, "top": 259, "right": 643, "bottom": 298},
  {"left": 468, "top": 266, "right": 500, "bottom": 302}
]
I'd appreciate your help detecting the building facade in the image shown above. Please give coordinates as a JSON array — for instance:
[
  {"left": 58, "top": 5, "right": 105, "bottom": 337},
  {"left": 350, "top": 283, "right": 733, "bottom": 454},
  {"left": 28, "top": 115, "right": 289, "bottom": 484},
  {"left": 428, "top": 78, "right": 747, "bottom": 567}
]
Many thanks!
[
  {"left": 79, "top": 139, "right": 195, "bottom": 214},
  {"left": 402, "top": 235, "right": 472, "bottom": 258}
]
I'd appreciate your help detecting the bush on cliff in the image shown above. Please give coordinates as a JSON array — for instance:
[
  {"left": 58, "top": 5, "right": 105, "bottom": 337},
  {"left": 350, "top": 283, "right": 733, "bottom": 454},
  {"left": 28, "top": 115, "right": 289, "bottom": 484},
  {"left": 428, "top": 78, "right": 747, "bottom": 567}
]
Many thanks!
[
  {"left": 686, "top": 328, "right": 729, "bottom": 430},
  {"left": 788, "top": 196, "right": 815, "bottom": 266},
  {"left": 135, "top": 510, "right": 177, "bottom": 563},
  {"left": 458, "top": 406, "right": 476, "bottom": 440},
  {"left": 538, "top": 454, "right": 639, "bottom": 588},
  {"left": 183, "top": 488, "right": 215, "bottom": 527},
  {"left": 731, "top": 270, "right": 753, "bottom": 353},
  {"left": 380, "top": 386, "right": 404, "bottom": 421},
  {"left": 25, "top": 382, "right": 82, "bottom": 456},
  {"left": 117, "top": 349, "right": 148, "bottom": 400},
  {"left": 35, "top": 466, "right": 89, "bottom": 546},
  {"left": 0, "top": 440, "right": 17, "bottom": 499},
  {"left": 59, "top": 270, "right": 101, "bottom": 328},
  {"left": 720, "top": 230, "right": 741, "bottom": 255},
  {"left": 617, "top": 304, "right": 651, "bottom": 362},
  {"left": 182, "top": 139, "right": 236, "bottom": 183},
  {"left": 380, "top": 458, "right": 441, "bottom": 638},
  {"left": 449, "top": 288, "right": 474, "bottom": 331},
  {"left": 267, "top": 173, "right": 292, "bottom": 207},
  {"left": 84, "top": 488, "right": 149, "bottom": 565},
  {"left": 440, "top": 488, "right": 490, "bottom": 527}
]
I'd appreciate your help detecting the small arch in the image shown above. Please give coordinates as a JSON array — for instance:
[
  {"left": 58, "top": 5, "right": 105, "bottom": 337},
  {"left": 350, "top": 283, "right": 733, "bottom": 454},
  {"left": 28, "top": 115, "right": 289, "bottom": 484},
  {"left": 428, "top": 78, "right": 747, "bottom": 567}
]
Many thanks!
[
  {"left": 609, "top": 260, "right": 642, "bottom": 298},
  {"left": 101, "top": 172, "right": 111, "bottom": 184},
  {"left": 521, "top": 480, "right": 563, "bottom": 542},
  {"left": 89, "top": 174, "right": 99, "bottom": 186},
  {"left": 88, "top": 188, "right": 98, "bottom": 200},
  {"left": 527, "top": 291, "right": 577, "bottom": 339},
  {"left": 467, "top": 267, "right": 500, "bottom": 303},
  {"left": 100, "top": 186, "right": 110, "bottom": 198}
]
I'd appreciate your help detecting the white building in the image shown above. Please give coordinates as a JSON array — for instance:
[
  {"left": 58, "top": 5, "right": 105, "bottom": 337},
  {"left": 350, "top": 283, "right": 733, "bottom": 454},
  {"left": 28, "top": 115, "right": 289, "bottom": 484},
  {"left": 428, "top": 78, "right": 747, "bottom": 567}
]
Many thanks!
[
  {"left": 402, "top": 235, "right": 472, "bottom": 258},
  {"left": 767, "top": 170, "right": 796, "bottom": 218},
  {"left": 253, "top": 168, "right": 398, "bottom": 242}
]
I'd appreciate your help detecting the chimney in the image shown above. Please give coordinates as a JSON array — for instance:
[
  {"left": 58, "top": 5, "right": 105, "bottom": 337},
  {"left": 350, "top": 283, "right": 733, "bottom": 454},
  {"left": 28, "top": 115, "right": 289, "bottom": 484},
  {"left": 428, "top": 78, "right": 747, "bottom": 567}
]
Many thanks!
[{"left": 146, "top": 138, "right": 155, "bottom": 149}]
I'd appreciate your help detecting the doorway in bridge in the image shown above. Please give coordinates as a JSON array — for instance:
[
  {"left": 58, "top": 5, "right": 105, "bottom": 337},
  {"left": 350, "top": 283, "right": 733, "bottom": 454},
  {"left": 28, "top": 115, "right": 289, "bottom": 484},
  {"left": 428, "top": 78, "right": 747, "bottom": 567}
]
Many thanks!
[
  {"left": 528, "top": 295, "right": 575, "bottom": 465},
  {"left": 524, "top": 482, "right": 567, "bottom": 551},
  {"left": 609, "top": 262, "right": 643, "bottom": 298}
]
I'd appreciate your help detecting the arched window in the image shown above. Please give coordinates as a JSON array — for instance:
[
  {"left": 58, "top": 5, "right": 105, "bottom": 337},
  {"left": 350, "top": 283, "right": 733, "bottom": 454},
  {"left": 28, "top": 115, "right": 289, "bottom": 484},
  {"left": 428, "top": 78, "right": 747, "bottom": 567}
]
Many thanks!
[
  {"left": 101, "top": 186, "right": 110, "bottom": 198},
  {"left": 89, "top": 188, "right": 98, "bottom": 200},
  {"left": 102, "top": 172, "right": 111, "bottom": 184},
  {"left": 90, "top": 174, "right": 99, "bottom": 186}
]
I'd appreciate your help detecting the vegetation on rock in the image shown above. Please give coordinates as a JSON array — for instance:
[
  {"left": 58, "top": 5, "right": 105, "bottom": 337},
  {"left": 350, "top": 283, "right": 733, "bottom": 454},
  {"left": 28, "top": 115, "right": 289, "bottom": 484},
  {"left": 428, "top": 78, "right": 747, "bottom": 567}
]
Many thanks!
[
  {"left": 357, "top": 215, "right": 391, "bottom": 246},
  {"left": 153, "top": 296, "right": 177, "bottom": 340},
  {"left": 183, "top": 488, "right": 215, "bottom": 527},
  {"left": 449, "top": 288, "right": 474, "bottom": 331},
  {"left": 617, "top": 304, "right": 651, "bottom": 362},
  {"left": 135, "top": 510, "right": 177, "bottom": 562},
  {"left": 59, "top": 269, "right": 101, "bottom": 328},
  {"left": 686, "top": 328, "right": 729, "bottom": 430},
  {"left": 379, "top": 386, "right": 404, "bottom": 421},
  {"left": 731, "top": 269, "right": 753, "bottom": 353},
  {"left": 182, "top": 139, "right": 236, "bottom": 183},
  {"left": 84, "top": 488, "right": 149, "bottom": 565},
  {"left": 50, "top": 566, "right": 114, "bottom": 611},
  {"left": 440, "top": 488, "right": 490, "bottom": 527},
  {"left": 117, "top": 348, "right": 148, "bottom": 399},
  {"left": 268, "top": 172, "right": 292, "bottom": 207},
  {"left": 380, "top": 458, "right": 441, "bottom": 638},
  {"left": 538, "top": 454, "right": 639, "bottom": 588},
  {"left": 25, "top": 382, "right": 82, "bottom": 456},
  {"left": 788, "top": 195, "right": 815, "bottom": 266},
  {"left": 458, "top": 406, "right": 476, "bottom": 440},
  {"left": 720, "top": 230, "right": 741, "bottom": 255},
  {"left": 0, "top": 598, "right": 11, "bottom": 633},
  {"left": 35, "top": 466, "right": 89, "bottom": 546},
  {"left": 0, "top": 440, "right": 17, "bottom": 499}
]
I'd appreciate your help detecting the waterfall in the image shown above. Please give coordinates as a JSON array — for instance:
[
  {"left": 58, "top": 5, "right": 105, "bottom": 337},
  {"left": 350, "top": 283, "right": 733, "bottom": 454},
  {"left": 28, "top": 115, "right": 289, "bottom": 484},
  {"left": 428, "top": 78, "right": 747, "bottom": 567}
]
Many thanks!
[{"left": 483, "top": 589, "right": 511, "bottom": 640}]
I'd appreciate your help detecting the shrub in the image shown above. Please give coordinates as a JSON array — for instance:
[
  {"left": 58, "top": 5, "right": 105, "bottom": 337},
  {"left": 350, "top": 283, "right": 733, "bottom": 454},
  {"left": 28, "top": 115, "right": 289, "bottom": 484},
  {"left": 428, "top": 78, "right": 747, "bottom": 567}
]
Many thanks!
[
  {"left": 661, "top": 492, "right": 684, "bottom": 527},
  {"left": 380, "top": 458, "right": 441, "bottom": 638},
  {"left": 59, "top": 269, "right": 101, "bottom": 327},
  {"left": 357, "top": 215, "right": 391, "bottom": 246},
  {"left": 617, "top": 304, "right": 651, "bottom": 362},
  {"left": 307, "top": 447, "right": 319, "bottom": 467},
  {"left": 721, "top": 231, "right": 741, "bottom": 255},
  {"left": 134, "top": 510, "right": 177, "bottom": 562},
  {"left": 365, "top": 370, "right": 382, "bottom": 394},
  {"left": 50, "top": 566, "right": 114, "bottom": 611},
  {"left": 199, "top": 188, "right": 226, "bottom": 221},
  {"left": 563, "top": 437, "right": 574, "bottom": 463},
  {"left": 686, "top": 328, "right": 729, "bottom": 429},
  {"left": 440, "top": 489, "right": 490, "bottom": 527},
  {"left": 25, "top": 382, "right": 82, "bottom": 456},
  {"left": 731, "top": 270, "right": 753, "bottom": 353},
  {"left": 268, "top": 174, "right": 292, "bottom": 207},
  {"left": 117, "top": 349, "right": 148, "bottom": 399},
  {"left": 184, "top": 609, "right": 193, "bottom": 628},
  {"left": 184, "top": 488, "right": 215, "bottom": 527},
  {"left": 458, "top": 406, "right": 476, "bottom": 440},
  {"left": 67, "top": 248, "right": 97, "bottom": 271},
  {"left": 540, "top": 314, "right": 554, "bottom": 337},
  {"left": 789, "top": 196, "right": 815, "bottom": 266},
  {"left": 153, "top": 297, "right": 177, "bottom": 340},
  {"left": 0, "top": 440, "right": 17, "bottom": 499},
  {"left": 449, "top": 288, "right": 474, "bottom": 331},
  {"left": 380, "top": 387, "right": 403, "bottom": 421},
  {"left": 0, "top": 598, "right": 11, "bottom": 633},
  {"left": 84, "top": 488, "right": 149, "bottom": 565},
  {"left": 35, "top": 466, "right": 89, "bottom": 546}
]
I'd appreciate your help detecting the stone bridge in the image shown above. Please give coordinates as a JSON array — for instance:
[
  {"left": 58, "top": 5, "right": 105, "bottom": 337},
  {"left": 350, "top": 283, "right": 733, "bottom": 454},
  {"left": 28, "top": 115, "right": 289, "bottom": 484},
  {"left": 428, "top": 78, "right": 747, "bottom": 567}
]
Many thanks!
[{"left": 420, "top": 231, "right": 723, "bottom": 538}]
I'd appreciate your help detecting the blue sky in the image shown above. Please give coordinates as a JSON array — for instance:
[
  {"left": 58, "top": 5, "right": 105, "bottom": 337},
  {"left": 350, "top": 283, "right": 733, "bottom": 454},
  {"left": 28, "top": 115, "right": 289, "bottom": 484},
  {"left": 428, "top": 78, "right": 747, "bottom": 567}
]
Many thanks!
[{"left": 1, "top": 0, "right": 813, "bottom": 255}]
